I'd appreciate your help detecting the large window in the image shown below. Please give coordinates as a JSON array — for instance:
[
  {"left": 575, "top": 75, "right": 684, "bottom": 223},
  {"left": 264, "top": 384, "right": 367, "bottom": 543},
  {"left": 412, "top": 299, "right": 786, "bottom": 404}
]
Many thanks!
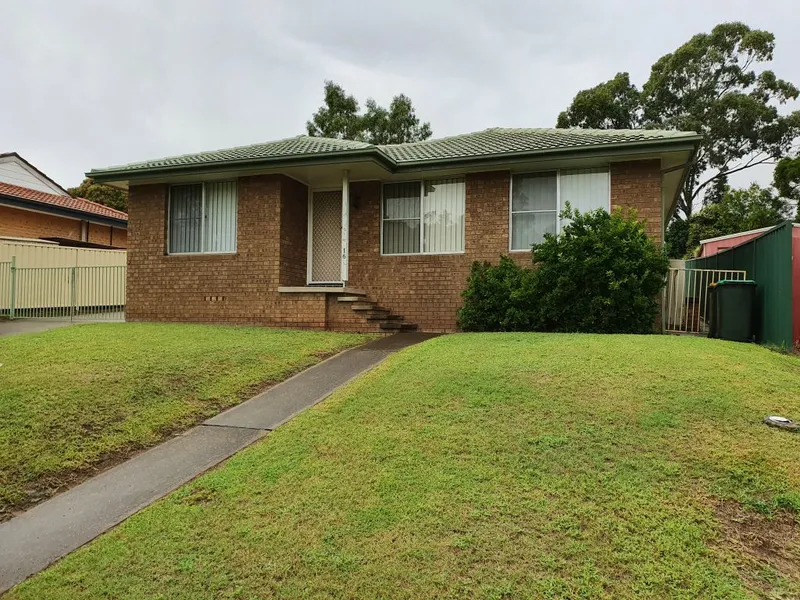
[
  {"left": 510, "top": 168, "right": 609, "bottom": 251},
  {"left": 168, "top": 182, "right": 237, "bottom": 254},
  {"left": 510, "top": 172, "right": 557, "bottom": 251},
  {"left": 382, "top": 178, "right": 465, "bottom": 255}
]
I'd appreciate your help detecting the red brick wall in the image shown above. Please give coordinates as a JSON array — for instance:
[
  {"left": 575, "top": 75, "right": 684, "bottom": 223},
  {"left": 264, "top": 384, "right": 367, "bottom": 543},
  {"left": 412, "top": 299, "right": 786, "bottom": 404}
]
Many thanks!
[
  {"left": 611, "top": 159, "right": 662, "bottom": 243},
  {"left": 0, "top": 205, "right": 81, "bottom": 240},
  {"left": 347, "top": 172, "right": 525, "bottom": 332},
  {"left": 279, "top": 177, "right": 308, "bottom": 287},
  {"left": 0, "top": 205, "right": 128, "bottom": 248},
  {"left": 126, "top": 159, "right": 663, "bottom": 332},
  {"left": 88, "top": 223, "right": 128, "bottom": 248},
  {"left": 126, "top": 175, "right": 317, "bottom": 326}
]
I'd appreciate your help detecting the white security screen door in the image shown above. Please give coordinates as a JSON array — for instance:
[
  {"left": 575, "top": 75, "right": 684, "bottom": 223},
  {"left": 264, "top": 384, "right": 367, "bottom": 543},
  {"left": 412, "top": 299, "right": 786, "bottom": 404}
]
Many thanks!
[{"left": 310, "top": 191, "right": 342, "bottom": 283}]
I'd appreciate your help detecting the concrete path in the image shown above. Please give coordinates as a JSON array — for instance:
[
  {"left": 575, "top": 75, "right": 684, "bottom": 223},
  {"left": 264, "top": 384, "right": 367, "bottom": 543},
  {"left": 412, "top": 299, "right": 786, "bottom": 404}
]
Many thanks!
[
  {"left": 0, "top": 319, "right": 73, "bottom": 337},
  {"left": 0, "top": 332, "right": 435, "bottom": 594}
]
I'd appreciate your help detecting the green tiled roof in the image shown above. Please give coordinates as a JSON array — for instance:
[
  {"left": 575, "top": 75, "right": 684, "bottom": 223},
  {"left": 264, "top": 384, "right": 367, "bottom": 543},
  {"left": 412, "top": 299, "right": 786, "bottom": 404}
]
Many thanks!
[
  {"left": 88, "top": 128, "right": 700, "bottom": 178},
  {"left": 95, "top": 136, "right": 372, "bottom": 173},
  {"left": 378, "top": 128, "right": 698, "bottom": 163}
]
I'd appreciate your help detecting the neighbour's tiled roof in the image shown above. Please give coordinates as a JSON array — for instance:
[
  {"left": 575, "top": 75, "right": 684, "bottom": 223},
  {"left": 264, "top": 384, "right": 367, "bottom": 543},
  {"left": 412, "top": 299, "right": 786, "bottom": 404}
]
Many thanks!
[
  {"left": 0, "top": 182, "right": 128, "bottom": 221},
  {"left": 89, "top": 128, "right": 700, "bottom": 177}
]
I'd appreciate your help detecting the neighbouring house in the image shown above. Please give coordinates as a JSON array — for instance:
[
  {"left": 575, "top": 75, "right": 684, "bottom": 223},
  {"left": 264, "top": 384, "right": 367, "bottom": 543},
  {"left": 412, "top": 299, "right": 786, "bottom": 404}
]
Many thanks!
[
  {"left": 87, "top": 128, "right": 701, "bottom": 332},
  {"left": 0, "top": 152, "right": 128, "bottom": 248}
]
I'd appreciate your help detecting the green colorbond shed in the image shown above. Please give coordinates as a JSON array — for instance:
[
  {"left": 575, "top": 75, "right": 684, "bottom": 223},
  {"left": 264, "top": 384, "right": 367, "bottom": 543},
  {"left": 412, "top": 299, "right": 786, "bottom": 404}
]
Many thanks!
[{"left": 688, "top": 221, "right": 797, "bottom": 350}]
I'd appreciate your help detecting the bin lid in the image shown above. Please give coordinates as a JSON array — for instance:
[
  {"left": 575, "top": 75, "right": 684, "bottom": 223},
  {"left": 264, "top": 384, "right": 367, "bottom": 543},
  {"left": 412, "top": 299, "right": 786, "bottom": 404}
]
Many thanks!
[{"left": 716, "top": 279, "right": 756, "bottom": 286}]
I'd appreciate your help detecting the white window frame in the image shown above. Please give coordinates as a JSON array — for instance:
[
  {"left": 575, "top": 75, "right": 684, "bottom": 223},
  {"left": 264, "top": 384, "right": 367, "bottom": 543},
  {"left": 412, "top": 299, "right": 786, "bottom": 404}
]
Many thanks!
[
  {"left": 508, "top": 168, "right": 610, "bottom": 252},
  {"left": 167, "top": 182, "right": 238, "bottom": 256},
  {"left": 380, "top": 179, "right": 465, "bottom": 256}
]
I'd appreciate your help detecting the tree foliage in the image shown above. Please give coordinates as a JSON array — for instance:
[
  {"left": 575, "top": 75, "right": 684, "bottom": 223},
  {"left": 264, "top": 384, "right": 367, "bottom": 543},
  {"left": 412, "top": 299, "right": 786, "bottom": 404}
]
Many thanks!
[
  {"left": 557, "top": 22, "right": 800, "bottom": 220},
  {"left": 67, "top": 178, "right": 128, "bottom": 212},
  {"left": 667, "top": 183, "right": 792, "bottom": 258},
  {"left": 774, "top": 156, "right": 800, "bottom": 221},
  {"left": 458, "top": 207, "right": 669, "bottom": 334},
  {"left": 664, "top": 216, "right": 691, "bottom": 259},
  {"left": 556, "top": 73, "right": 641, "bottom": 129},
  {"left": 306, "top": 81, "right": 432, "bottom": 144}
]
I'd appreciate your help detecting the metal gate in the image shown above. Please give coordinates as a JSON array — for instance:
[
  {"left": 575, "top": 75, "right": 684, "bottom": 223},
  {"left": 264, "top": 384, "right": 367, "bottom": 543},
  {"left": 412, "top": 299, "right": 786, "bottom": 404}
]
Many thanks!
[
  {"left": 663, "top": 267, "right": 746, "bottom": 334},
  {"left": 0, "top": 257, "right": 126, "bottom": 321}
]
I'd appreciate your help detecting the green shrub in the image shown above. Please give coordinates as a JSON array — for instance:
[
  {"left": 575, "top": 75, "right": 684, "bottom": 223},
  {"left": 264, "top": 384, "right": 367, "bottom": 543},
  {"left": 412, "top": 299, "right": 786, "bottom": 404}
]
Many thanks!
[
  {"left": 530, "top": 207, "right": 669, "bottom": 333},
  {"left": 456, "top": 256, "right": 537, "bottom": 332},
  {"left": 458, "top": 207, "right": 669, "bottom": 333}
]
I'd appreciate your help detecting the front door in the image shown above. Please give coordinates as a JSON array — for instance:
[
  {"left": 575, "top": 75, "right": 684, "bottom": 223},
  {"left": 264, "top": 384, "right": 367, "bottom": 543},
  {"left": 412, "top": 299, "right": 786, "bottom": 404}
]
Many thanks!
[{"left": 310, "top": 191, "right": 342, "bottom": 284}]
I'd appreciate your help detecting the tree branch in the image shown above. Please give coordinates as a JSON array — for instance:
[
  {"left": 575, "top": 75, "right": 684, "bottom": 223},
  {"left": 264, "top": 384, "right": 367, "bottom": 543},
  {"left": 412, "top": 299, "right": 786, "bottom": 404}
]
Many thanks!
[{"left": 692, "top": 155, "right": 776, "bottom": 199}]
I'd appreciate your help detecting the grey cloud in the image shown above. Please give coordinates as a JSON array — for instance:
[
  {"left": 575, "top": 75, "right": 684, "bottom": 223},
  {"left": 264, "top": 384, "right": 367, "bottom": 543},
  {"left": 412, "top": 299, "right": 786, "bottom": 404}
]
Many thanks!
[{"left": 1, "top": 0, "right": 798, "bottom": 189}]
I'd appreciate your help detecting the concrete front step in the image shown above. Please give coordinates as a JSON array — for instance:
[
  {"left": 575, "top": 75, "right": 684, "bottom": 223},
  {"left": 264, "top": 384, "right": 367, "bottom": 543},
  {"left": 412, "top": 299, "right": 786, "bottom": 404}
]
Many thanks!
[
  {"left": 351, "top": 302, "right": 378, "bottom": 311},
  {"left": 380, "top": 321, "right": 418, "bottom": 331},
  {"left": 367, "top": 313, "right": 402, "bottom": 321},
  {"left": 339, "top": 293, "right": 418, "bottom": 333}
]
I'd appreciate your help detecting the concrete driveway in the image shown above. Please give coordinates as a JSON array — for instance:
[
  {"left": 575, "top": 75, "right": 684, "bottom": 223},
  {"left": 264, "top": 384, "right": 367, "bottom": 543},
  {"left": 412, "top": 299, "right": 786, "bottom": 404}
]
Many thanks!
[{"left": 0, "top": 319, "right": 73, "bottom": 337}]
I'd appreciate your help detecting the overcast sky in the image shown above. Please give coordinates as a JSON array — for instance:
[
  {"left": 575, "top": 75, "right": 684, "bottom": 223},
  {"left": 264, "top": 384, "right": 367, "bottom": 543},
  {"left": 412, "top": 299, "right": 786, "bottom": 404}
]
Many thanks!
[{"left": 3, "top": 0, "right": 798, "bottom": 189}]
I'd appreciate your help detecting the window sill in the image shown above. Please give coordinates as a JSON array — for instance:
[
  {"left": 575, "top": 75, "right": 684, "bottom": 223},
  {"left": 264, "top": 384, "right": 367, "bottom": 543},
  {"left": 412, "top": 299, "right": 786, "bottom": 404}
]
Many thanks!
[
  {"left": 381, "top": 251, "right": 465, "bottom": 257},
  {"left": 165, "top": 252, "right": 238, "bottom": 258}
]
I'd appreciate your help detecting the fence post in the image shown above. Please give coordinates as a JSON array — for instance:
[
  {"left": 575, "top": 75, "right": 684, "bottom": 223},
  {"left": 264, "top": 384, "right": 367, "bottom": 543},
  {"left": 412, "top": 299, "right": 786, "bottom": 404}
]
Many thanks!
[
  {"left": 69, "top": 266, "right": 77, "bottom": 321},
  {"left": 9, "top": 256, "right": 16, "bottom": 320}
]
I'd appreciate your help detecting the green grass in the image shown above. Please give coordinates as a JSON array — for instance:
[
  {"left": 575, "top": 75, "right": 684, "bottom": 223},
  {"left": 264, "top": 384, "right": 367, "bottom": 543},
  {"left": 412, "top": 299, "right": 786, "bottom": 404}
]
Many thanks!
[
  {"left": 9, "top": 334, "right": 800, "bottom": 599},
  {"left": 0, "top": 323, "right": 370, "bottom": 516}
]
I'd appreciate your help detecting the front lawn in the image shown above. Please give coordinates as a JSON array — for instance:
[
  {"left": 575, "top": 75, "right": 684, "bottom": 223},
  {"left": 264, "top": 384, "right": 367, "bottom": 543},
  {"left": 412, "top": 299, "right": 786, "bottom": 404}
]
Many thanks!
[
  {"left": 0, "top": 323, "right": 370, "bottom": 518},
  {"left": 9, "top": 334, "right": 800, "bottom": 599}
]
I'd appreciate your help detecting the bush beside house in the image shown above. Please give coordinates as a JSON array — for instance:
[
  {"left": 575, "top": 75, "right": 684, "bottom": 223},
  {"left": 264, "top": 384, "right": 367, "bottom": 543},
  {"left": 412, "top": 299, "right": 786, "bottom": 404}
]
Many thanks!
[{"left": 458, "top": 207, "right": 669, "bottom": 333}]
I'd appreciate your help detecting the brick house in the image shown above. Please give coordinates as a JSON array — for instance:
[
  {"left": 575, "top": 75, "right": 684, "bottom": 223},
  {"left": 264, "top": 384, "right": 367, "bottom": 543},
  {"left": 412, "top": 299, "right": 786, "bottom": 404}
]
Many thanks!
[
  {"left": 88, "top": 128, "right": 700, "bottom": 332},
  {"left": 0, "top": 153, "right": 128, "bottom": 248}
]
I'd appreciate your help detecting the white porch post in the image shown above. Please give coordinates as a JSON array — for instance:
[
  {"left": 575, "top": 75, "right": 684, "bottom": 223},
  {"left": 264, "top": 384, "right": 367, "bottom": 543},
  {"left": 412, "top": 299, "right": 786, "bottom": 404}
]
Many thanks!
[{"left": 341, "top": 170, "right": 350, "bottom": 285}]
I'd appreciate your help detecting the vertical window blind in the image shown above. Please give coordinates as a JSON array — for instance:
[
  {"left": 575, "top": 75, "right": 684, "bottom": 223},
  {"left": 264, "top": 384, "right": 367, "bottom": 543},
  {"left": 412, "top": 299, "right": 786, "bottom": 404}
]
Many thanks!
[
  {"left": 559, "top": 168, "right": 610, "bottom": 228},
  {"left": 423, "top": 179, "right": 465, "bottom": 254},
  {"left": 511, "top": 168, "right": 609, "bottom": 251},
  {"left": 382, "top": 182, "right": 421, "bottom": 255},
  {"left": 382, "top": 178, "right": 465, "bottom": 255},
  {"left": 168, "top": 182, "right": 237, "bottom": 254},
  {"left": 510, "top": 172, "right": 557, "bottom": 250}
]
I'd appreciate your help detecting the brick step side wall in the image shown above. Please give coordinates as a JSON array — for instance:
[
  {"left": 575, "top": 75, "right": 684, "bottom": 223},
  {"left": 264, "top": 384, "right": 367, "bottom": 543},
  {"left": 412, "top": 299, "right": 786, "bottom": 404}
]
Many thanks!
[{"left": 325, "top": 295, "right": 418, "bottom": 333}]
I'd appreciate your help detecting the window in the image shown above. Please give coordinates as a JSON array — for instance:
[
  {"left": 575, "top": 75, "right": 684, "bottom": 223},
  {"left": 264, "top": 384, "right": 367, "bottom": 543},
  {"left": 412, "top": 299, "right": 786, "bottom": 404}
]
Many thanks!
[
  {"left": 559, "top": 168, "right": 610, "bottom": 228},
  {"left": 510, "top": 168, "right": 609, "bottom": 251},
  {"left": 382, "top": 178, "right": 465, "bottom": 255},
  {"left": 168, "top": 182, "right": 237, "bottom": 254},
  {"left": 510, "top": 172, "right": 557, "bottom": 251},
  {"left": 382, "top": 182, "right": 421, "bottom": 254}
]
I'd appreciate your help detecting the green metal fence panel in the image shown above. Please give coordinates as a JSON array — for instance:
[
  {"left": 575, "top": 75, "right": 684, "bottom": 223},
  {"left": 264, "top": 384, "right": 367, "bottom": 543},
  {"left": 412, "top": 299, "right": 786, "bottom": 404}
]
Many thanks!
[{"left": 687, "top": 222, "right": 793, "bottom": 349}]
